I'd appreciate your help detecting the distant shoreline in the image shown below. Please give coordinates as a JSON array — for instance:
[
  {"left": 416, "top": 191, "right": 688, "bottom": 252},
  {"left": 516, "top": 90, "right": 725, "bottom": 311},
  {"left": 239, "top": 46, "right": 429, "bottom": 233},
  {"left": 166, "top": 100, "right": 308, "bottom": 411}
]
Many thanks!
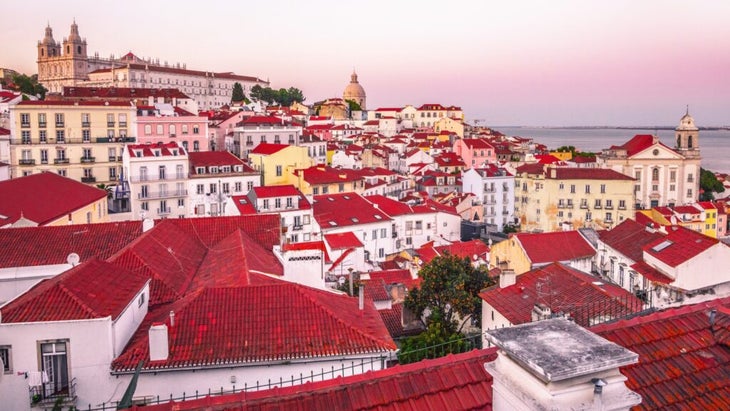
[{"left": 493, "top": 126, "right": 730, "bottom": 131}]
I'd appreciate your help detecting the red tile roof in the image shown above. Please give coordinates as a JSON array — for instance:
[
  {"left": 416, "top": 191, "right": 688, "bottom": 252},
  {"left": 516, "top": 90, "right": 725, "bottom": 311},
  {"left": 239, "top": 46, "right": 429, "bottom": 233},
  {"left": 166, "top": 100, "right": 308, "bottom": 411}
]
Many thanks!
[
  {"left": 188, "top": 151, "right": 251, "bottom": 171},
  {"left": 0, "top": 172, "right": 107, "bottom": 226},
  {"left": 252, "top": 184, "right": 300, "bottom": 198},
  {"left": 379, "top": 303, "right": 423, "bottom": 339},
  {"left": 296, "top": 166, "right": 364, "bottom": 185},
  {"left": 1, "top": 259, "right": 148, "bottom": 322},
  {"left": 630, "top": 261, "right": 673, "bottom": 284},
  {"left": 416, "top": 239, "right": 490, "bottom": 265},
  {"left": 480, "top": 262, "right": 643, "bottom": 327},
  {"left": 324, "top": 232, "right": 364, "bottom": 250},
  {"left": 112, "top": 284, "right": 396, "bottom": 372},
  {"left": 599, "top": 219, "right": 665, "bottom": 262},
  {"left": 513, "top": 230, "right": 596, "bottom": 264},
  {"left": 17, "top": 100, "right": 133, "bottom": 107},
  {"left": 515, "top": 163, "right": 545, "bottom": 175},
  {"left": 0, "top": 127, "right": 10, "bottom": 135},
  {"left": 135, "top": 348, "right": 496, "bottom": 411},
  {"left": 592, "top": 297, "right": 730, "bottom": 410},
  {"left": 643, "top": 225, "right": 720, "bottom": 267},
  {"left": 89, "top": 63, "right": 266, "bottom": 83},
  {"left": 249, "top": 143, "right": 290, "bottom": 155},
  {"left": 368, "top": 269, "right": 421, "bottom": 290},
  {"left": 314, "top": 193, "right": 390, "bottom": 228},
  {"left": 62, "top": 86, "right": 190, "bottom": 100},
  {"left": 548, "top": 168, "right": 634, "bottom": 180},
  {"left": 127, "top": 142, "right": 183, "bottom": 157},
  {"left": 0, "top": 221, "right": 142, "bottom": 269},
  {"left": 609, "top": 134, "right": 658, "bottom": 157}
]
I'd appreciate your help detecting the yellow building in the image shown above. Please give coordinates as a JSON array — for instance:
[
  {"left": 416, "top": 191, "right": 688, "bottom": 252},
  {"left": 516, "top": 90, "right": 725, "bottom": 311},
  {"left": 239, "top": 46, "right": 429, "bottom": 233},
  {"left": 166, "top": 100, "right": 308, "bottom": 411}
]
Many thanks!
[
  {"left": 434, "top": 117, "right": 464, "bottom": 138},
  {"left": 638, "top": 202, "right": 720, "bottom": 238},
  {"left": 291, "top": 165, "right": 365, "bottom": 196},
  {"left": 9, "top": 100, "right": 136, "bottom": 186},
  {"left": 489, "top": 230, "right": 596, "bottom": 275},
  {"left": 549, "top": 150, "right": 573, "bottom": 161},
  {"left": 0, "top": 172, "right": 109, "bottom": 228},
  {"left": 514, "top": 165, "right": 635, "bottom": 232},
  {"left": 248, "top": 143, "right": 314, "bottom": 186}
]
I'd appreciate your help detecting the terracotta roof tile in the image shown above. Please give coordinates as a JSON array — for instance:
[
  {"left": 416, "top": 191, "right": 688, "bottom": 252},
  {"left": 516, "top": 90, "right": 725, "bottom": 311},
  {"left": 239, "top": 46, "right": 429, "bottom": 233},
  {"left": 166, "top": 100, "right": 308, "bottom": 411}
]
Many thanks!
[
  {"left": 643, "top": 225, "right": 720, "bottom": 267},
  {"left": 514, "top": 230, "right": 596, "bottom": 264},
  {"left": 250, "top": 143, "right": 290, "bottom": 155},
  {"left": 324, "top": 232, "right": 364, "bottom": 250},
  {"left": 599, "top": 219, "right": 665, "bottom": 262},
  {"left": 314, "top": 193, "right": 390, "bottom": 228},
  {"left": 1, "top": 259, "right": 148, "bottom": 322},
  {"left": 0, "top": 172, "right": 107, "bottom": 226},
  {"left": 480, "top": 262, "right": 643, "bottom": 327},
  {"left": 135, "top": 349, "right": 495, "bottom": 411},
  {"left": 112, "top": 284, "right": 396, "bottom": 372}
]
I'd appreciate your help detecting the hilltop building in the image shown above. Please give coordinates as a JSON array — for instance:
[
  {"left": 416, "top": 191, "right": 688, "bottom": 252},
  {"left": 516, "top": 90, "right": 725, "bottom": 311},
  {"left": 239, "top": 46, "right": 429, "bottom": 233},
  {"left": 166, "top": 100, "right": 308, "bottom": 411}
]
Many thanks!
[
  {"left": 37, "top": 22, "right": 268, "bottom": 109},
  {"left": 342, "top": 70, "right": 366, "bottom": 110}
]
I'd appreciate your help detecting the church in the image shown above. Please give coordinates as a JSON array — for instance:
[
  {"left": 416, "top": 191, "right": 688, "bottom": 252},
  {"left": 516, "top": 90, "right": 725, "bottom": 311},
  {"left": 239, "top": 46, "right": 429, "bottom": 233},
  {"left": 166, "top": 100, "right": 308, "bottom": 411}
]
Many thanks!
[
  {"left": 600, "top": 111, "right": 701, "bottom": 209},
  {"left": 36, "top": 21, "right": 269, "bottom": 110}
]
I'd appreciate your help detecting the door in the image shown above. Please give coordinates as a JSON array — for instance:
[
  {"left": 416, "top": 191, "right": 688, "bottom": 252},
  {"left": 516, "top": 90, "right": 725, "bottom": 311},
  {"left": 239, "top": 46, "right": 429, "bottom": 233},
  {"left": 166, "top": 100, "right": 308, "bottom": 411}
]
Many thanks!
[{"left": 41, "top": 341, "right": 69, "bottom": 398}]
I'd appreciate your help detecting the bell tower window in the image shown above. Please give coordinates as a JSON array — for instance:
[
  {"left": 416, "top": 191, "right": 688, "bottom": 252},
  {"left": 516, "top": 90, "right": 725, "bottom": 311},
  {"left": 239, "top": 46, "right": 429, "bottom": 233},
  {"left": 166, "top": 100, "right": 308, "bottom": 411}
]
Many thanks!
[{"left": 687, "top": 136, "right": 693, "bottom": 149}]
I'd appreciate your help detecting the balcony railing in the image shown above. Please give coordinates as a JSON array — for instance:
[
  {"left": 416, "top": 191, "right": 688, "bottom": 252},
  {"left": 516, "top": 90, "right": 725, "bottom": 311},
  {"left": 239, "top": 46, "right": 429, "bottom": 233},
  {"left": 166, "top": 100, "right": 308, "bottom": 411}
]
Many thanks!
[
  {"left": 29, "top": 377, "right": 77, "bottom": 408},
  {"left": 138, "top": 190, "right": 188, "bottom": 199},
  {"left": 107, "top": 122, "right": 115, "bottom": 127},
  {"left": 54, "top": 158, "right": 70, "bottom": 164},
  {"left": 82, "top": 122, "right": 91, "bottom": 127},
  {"left": 55, "top": 122, "right": 65, "bottom": 127},
  {"left": 130, "top": 173, "right": 188, "bottom": 182},
  {"left": 80, "top": 156, "right": 96, "bottom": 163},
  {"left": 96, "top": 137, "right": 136, "bottom": 143},
  {"left": 21, "top": 122, "right": 30, "bottom": 128},
  {"left": 19, "top": 159, "right": 36, "bottom": 165},
  {"left": 292, "top": 224, "right": 303, "bottom": 231},
  {"left": 38, "top": 122, "right": 47, "bottom": 128},
  {"left": 81, "top": 176, "right": 97, "bottom": 183},
  {"left": 119, "top": 122, "right": 127, "bottom": 127},
  {"left": 157, "top": 207, "right": 172, "bottom": 215}
]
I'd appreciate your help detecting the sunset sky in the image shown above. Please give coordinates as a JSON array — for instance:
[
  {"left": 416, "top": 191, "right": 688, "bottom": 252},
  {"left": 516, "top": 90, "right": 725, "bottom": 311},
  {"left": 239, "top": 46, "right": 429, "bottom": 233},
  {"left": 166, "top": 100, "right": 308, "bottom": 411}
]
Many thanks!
[{"left": 4, "top": 1, "right": 729, "bottom": 126}]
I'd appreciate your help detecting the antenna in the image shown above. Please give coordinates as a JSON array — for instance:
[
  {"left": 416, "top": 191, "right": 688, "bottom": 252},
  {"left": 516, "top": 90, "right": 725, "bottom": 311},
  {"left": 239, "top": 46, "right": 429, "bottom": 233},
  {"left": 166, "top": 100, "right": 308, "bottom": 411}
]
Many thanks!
[{"left": 66, "top": 252, "right": 80, "bottom": 266}]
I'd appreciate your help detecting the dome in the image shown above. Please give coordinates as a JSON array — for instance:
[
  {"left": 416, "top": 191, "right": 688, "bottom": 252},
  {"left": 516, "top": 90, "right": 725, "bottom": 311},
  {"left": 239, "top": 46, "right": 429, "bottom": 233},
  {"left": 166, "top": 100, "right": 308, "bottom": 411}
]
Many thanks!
[
  {"left": 343, "top": 71, "right": 366, "bottom": 109},
  {"left": 67, "top": 20, "right": 82, "bottom": 43},
  {"left": 677, "top": 108, "right": 698, "bottom": 131},
  {"left": 42, "top": 25, "right": 56, "bottom": 46}
]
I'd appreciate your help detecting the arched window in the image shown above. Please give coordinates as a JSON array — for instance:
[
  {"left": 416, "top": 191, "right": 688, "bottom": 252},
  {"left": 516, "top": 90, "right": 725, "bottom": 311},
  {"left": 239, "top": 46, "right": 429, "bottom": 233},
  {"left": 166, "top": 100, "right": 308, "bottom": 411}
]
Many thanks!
[
  {"left": 41, "top": 49, "right": 44, "bottom": 56},
  {"left": 77, "top": 45, "right": 81, "bottom": 54},
  {"left": 66, "top": 46, "right": 70, "bottom": 54},
  {"left": 688, "top": 136, "right": 693, "bottom": 148},
  {"left": 652, "top": 168, "right": 659, "bottom": 181}
]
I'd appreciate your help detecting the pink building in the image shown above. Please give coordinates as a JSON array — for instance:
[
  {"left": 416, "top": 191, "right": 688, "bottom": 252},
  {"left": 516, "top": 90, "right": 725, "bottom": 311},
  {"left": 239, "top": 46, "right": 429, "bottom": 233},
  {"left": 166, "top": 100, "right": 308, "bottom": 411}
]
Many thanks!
[
  {"left": 453, "top": 138, "right": 496, "bottom": 167},
  {"left": 135, "top": 104, "right": 209, "bottom": 152}
]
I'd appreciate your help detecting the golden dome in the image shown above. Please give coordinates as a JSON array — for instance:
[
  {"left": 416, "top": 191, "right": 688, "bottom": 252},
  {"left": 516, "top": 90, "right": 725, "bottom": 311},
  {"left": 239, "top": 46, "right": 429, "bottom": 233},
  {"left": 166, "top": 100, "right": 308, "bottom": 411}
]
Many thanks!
[{"left": 343, "top": 71, "right": 366, "bottom": 109}]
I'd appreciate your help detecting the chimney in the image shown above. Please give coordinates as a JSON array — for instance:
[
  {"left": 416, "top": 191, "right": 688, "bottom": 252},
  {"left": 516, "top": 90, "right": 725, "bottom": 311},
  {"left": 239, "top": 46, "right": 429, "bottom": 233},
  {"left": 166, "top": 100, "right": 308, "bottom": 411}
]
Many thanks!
[
  {"left": 358, "top": 285, "right": 364, "bottom": 311},
  {"left": 148, "top": 323, "right": 169, "bottom": 361},
  {"left": 169, "top": 310, "right": 175, "bottom": 327},
  {"left": 499, "top": 269, "right": 516, "bottom": 288},
  {"left": 530, "top": 303, "right": 551, "bottom": 322},
  {"left": 485, "top": 319, "right": 640, "bottom": 411},
  {"left": 142, "top": 217, "right": 154, "bottom": 232}
]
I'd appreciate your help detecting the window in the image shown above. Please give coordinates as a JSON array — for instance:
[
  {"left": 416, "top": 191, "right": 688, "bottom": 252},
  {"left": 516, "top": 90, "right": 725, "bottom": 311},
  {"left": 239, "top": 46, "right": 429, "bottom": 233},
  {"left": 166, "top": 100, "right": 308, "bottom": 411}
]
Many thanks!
[
  {"left": 193, "top": 125, "right": 200, "bottom": 134},
  {"left": 606, "top": 212, "right": 613, "bottom": 222},
  {"left": 210, "top": 183, "right": 217, "bottom": 194},
  {"left": 21, "top": 130, "right": 30, "bottom": 143},
  {"left": 687, "top": 189, "right": 693, "bottom": 198},
  {"left": 415, "top": 221, "right": 423, "bottom": 230},
  {"left": 222, "top": 183, "right": 230, "bottom": 194},
  {"left": 286, "top": 197, "right": 293, "bottom": 208},
  {"left": 169, "top": 125, "right": 176, "bottom": 136},
  {"left": 263, "top": 199, "right": 270, "bottom": 209},
  {"left": 140, "top": 185, "right": 149, "bottom": 198},
  {"left": 55, "top": 113, "right": 64, "bottom": 127},
  {"left": 313, "top": 187, "right": 319, "bottom": 195},
  {"left": 275, "top": 198, "right": 281, "bottom": 208},
  {"left": 56, "top": 130, "right": 65, "bottom": 142},
  {"left": 159, "top": 165, "right": 166, "bottom": 180},
  {"left": 40, "top": 149, "right": 48, "bottom": 164},
  {"left": 144, "top": 125, "right": 152, "bottom": 135},
  {"left": 670, "top": 170, "right": 677, "bottom": 183},
  {"left": 234, "top": 182, "right": 242, "bottom": 192},
  {"left": 39, "top": 130, "right": 47, "bottom": 143},
  {"left": 107, "top": 113, "right": 115, "bottom": 127},
  {"left": 594, "top": 199, "right": 602, "bottom": 208},
  {"left": 379, "top": 248, "right": 385, "bottom": 258},
  {"left": 156, "top": 125, "right": 164, "bottom": 135},
  {"left": 303, "top": 215, "right": 310, "bottom": 224},
  {"left": 193, "top": 141, "right": 200, "bottom": 151},
  {"left": 0, "top": 345, "right": 11, "bottom": 373},
  {"left": 372, "top": 229, "right": 378, "bottom": 239},
  {"left": 585, "top": 185, "right": 591, "bottom": 194},
  {"left": 20, "top": 113, "right": 30, "bottom": 126},
  {"left": 40, "top": 340, "right": 70, "bottom": 398},
  {"left": 339, "top": 183, "right": 345, "bottom": 192},
  {"left": 119, "top": 113, "right": 127, "bottom": 127},
  {"left": 687, "top": 173, "right": 694, "bottom": 183},
  {"left": 109, "top": 167, "right": 117, "bottom": 180},
  {"left": 178, "top": 198, "right": 185, "bottom": 207},
  {"left": 652, "top": 168, "right": 659, "bottom": 181},
  {"left": 247, "top": 181, "right": 254, "bottom": 191},
  {"left": 570, "top": 184, "right": 576, "bottom": 193},
  {"left": 276, "top": 165, "right": 282, "bottom": 177},
  {"left": 381, "top": 228, "right": 387, "bottom": 238},
  {"left": 600, "top": 184, "right": 606, "bottom": 194},
  {"left": 559, "top": 182, "right": 564, "bottom": 190},
  {"left": 38, "top": 113, "right": 47, "bottom": 127},
  {"left": 605, "top": 199, "right": 613, "bottom": 209},
  {"left": 619, "top": 200, "right": 626, "bottom": 209}
]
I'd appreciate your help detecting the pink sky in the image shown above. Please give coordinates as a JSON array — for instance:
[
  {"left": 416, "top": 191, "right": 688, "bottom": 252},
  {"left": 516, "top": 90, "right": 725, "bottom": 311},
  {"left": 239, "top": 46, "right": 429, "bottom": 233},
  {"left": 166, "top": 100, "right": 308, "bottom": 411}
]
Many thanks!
[{"left": 4, "top": 1, "right": 730, "bottom": 126}]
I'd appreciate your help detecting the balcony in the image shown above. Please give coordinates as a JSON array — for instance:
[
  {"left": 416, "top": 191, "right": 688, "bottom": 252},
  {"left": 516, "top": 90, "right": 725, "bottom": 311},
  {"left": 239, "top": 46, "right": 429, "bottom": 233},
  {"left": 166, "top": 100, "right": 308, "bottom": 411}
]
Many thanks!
[
  {"left": 19, "top": 159, "right": 36, "bottom": 165},
  {"left": 169, "top": 133, "right": 176, "bottom": 137},
  {"left": 157, "top": 207, "right": 172, "bottom": 215},
  {"left": 594, "top": 204, "right": 602, "bottom": 209},
  {"left": 292, "top": 224, "right": 303, "bottom": 231},
  {"left": 56, "top": 139, "right": 66, "bottom": 144},
  {"left": 246, "top": 141, "right": 254, "bottom": 146},
  {"left": 21, "top": 122, "right": 30, "bottom": 128},
  {"left": 618, "top": 206, "right": 626, "bottom": 210},
  {"left": 605, "top": 204, "right": 614, "bottom": 210},
  {"left": 107, "top": 122, "right": 115, "bottom": 127},
  {"left": 580, "top": 203, "right": 589, "bottom": 209},
  {"left": 82, "top": 122, "right": 91, "bottom": 127},
  {"left": 96, "top": 137, "right": 136, "bottom": 143},
  {"left": 566, "top": 203, "right": 574, "bottom": 209},
  {"left": 21, "top": 139, "right": 31, "bottom": 144},
  {"left": 54, "top": 158, "right": 70, "bottom": 164},
  {"left": 55, "top": 122, "right": 65, "bottom": 128},
  {"left": 502, "top": 210, "right": 510, "bottom": 215},
  {"left": 38, "top": 122, "right": 47, "bottom": 128},
  {"left": 130, "top": 173, "right": 188, "bottom": 183},
  {"left": 81, "top": 176, "right": 97, "bottom": 183},
  {"left": 80, "top": 156, "right": 96, "bottom": 163},
  {"left": 138, "top": 190, "right": 187, "bottom": 199},
  {"left": 117, "top": 156, "right": 123, "bottom": 161},
  {"left": 29, "top": 377, "right": 77, "bottom": 409},
  {"left": 109, "top": 156, "right": 117, "bottom": 162},
  {"left": 558, "top": 203, "right": 566, "bottom": 209},
  {"left": 119, "top": 122, "right": 127, "bottom": 127}
]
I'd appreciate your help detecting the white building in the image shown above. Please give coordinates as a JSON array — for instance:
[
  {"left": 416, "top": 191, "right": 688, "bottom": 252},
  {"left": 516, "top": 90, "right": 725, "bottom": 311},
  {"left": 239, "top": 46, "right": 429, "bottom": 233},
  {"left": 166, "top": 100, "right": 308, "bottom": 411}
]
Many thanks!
[
  {"left": 600, "top": 112, "right": 701, "bottom": 209},
  {"left": 123, "top": 142, "right": 188, "bottom": 220},
  {"left": 462, "top": 166, "right": 516, "bottom": 231},
  {"left": 188, "top": 151, "right": 260, "bottom": 217},
  {"left": 232, "top": 116, "right": 302, "bottom": 158}
]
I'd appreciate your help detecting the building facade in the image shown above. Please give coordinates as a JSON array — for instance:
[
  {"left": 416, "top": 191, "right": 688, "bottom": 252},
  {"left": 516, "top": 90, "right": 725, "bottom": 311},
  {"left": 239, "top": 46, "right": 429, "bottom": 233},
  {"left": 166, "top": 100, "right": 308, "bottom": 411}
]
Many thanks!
[{"left": 9, "top": 100, "right": 135, "bottom": 185}]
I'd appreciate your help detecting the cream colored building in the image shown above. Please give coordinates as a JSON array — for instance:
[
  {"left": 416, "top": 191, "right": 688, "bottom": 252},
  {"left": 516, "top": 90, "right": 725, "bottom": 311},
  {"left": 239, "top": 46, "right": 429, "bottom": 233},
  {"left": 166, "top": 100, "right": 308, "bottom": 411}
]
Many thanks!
[
  {"left": 600, "top": 112, "right": 701, "bottom": 209},
  {"left": 515, "top": 165, "right": 635, "bottom": 232},
  {"left": 434, "top": 116, "right": 464, "bottom": 138},
  {"left": 248, "top": 143, "right": 314, "bottom": 187},
  {"left": 9, "top": 100, "right": 135, "bottom": 186},
  {"left": 342, "top": 71, "right": 366, "bottom": 110}
]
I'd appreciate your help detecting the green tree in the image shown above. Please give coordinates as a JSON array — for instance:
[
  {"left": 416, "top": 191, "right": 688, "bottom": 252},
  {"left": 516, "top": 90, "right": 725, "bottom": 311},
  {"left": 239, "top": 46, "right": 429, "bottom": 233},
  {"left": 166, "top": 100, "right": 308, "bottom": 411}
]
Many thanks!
[
  {"left": 700, "top": 168, "right": 725, "bottom": 201},
  {"left": 249, "top": 84, "right": 264, "bottom": 101},
  {"left": 11, "top": 73, "right": 47, "bottom": 99},
  {"left": 397, "top": 322, "right": 473, "bottom": 364},
  {"left": 405, "top": 253, "right": 494, "bottom": 334},
  {"left": 287, "top": 87, "right": 305, "bottom": 103},
  {"left": 231, "top": 82, "right": 245, "bottom": 103},
  {"left": 345, "top": 99, "right": 362, "bottom": 112}
]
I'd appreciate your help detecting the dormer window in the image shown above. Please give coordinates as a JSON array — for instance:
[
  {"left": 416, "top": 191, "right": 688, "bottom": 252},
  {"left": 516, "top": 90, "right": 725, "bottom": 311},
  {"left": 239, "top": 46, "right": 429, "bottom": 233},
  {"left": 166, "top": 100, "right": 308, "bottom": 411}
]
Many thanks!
[
  {"left": 210, "top": 167, "right": 219, "bottom": 174},
  {"left": 221, "top": 166, "right": 231, "bottom": 173},
  {"left": 196, "top": 167, "right": 205, "bottom": 174}
]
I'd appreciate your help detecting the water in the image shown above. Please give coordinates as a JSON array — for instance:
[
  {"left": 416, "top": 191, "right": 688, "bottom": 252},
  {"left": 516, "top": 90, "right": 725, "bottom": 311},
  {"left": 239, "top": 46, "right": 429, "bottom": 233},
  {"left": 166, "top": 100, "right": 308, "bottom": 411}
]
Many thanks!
[{"left": 495, "top": 127, "right": 730, "bottom": 174}]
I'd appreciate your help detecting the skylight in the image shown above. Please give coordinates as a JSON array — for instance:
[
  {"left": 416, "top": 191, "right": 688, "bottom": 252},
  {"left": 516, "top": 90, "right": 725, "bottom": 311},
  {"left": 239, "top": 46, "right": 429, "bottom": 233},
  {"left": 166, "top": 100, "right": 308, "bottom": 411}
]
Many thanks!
[
  {"left": 351, "top": 217, "right": 359, "bottom": 223},
  {"left": 651, "top": 240, "right": 673, "bottom": 253},
  {"left": 374, "top": 215, "right": 382, "bottom": 220},
  {"left": 328, "top": 221, "right": 338, "bottom": 226}
]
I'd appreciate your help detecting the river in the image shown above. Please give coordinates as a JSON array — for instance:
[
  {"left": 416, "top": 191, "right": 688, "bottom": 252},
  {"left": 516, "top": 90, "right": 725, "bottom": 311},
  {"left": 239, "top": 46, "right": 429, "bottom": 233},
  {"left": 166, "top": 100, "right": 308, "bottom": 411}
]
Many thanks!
[{"left": 495, "top": 127, "right": 730, "bottom": 174}]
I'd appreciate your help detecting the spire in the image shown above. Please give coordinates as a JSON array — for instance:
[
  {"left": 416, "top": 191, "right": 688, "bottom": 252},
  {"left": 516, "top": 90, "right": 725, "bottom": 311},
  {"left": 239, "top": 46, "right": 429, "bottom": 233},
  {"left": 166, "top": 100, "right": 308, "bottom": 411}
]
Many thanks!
[
  {"left": 350, "top": 70, "right": 358, "bottom": 83},
  {"left": 686, "top": 104, "right": 689, "bottom": 116}
]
